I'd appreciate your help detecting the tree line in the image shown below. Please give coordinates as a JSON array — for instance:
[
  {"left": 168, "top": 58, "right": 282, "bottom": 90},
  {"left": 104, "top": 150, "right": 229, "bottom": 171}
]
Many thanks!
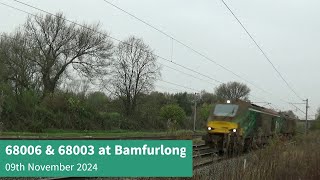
[{"left": 0, "top": 12, "right": 276, "bottom": 132}]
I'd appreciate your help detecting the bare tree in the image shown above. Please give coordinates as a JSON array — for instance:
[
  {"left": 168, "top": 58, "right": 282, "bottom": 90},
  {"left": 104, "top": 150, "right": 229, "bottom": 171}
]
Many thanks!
[
  {"left": 281, "top": 110, "right": 299, "bottom": 119},
  {"left": 109, "top": 36, "right": 161, "bottom": 115},
  {"left": 23, "top": 13, "right": 113, "bottom": 97},
  {"left": 214, "top": 81, "right": 250, "bottom": 100},
  {"left": 0, "top": 32, "right": 40, "bottom": 94}
]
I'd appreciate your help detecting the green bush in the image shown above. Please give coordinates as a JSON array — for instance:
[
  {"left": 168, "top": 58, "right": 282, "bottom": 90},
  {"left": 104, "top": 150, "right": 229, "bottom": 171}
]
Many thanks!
[
  {"left": 160, "top": 104, "right": 186, "bottom": 129},
  {"left": 98, "top": 112, "right": 122, "bottom": 130},
  {"left": 0, "top": 86, "right": 211, "bottom": 132}
]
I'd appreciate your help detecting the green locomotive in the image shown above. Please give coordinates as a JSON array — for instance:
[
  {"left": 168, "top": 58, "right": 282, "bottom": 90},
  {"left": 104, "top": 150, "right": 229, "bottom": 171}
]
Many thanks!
[{"left": 202, "top": 99, "right": 296, "bottom": 155}]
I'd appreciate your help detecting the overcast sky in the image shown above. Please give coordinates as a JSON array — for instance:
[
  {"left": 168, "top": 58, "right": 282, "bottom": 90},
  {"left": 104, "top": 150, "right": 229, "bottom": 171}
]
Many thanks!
[{"left": 0, "top": 0, "right": 319, "bottom": 119}]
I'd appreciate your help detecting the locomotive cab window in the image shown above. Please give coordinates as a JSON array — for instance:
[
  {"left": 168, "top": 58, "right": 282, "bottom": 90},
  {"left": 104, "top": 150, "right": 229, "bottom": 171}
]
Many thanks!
[{"left": 213, "top": 104, "right": 239, "bottom": 117}]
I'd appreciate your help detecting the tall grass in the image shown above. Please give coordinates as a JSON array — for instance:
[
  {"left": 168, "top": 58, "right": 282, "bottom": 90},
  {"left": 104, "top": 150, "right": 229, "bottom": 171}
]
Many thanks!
[
  {"left": 193, "top": 131, "right": 320, "bottom": 180},
  {"left": 91, "top": 131, "right": 320, "bottom": 180}
]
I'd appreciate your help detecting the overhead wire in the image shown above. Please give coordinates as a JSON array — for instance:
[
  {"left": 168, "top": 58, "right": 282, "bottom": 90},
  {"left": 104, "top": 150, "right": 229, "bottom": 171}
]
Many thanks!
[
  {"left": 99, "top": 0, "right": 293, "bottom": 102},
  {"left": 1, "top": 0, "right": 305, "bottom": 115},
  {"left": 99, "top": 0, "right": 309, "bottom": 114},
  {"left": 158, "top": 62, "right": 217, "bottom": 86},
  {"left": 2, "top": 1, "right": 223, "bottom": 84},
  {"left": 289, "top": 103, "right": 306, "bottom": 116},
  {"left": 0, "top": 35, "right": 198, "bottom": 94},
  {"left": 220, "top": 0, "right": 304, "bottom": 101},
  {"left": 159, "top": 80, "right": 200, "bottom": 92},
  {"left": 0, "top": 2, "right": 200, "bottom": 94},
  {"left": 0, "top": 1, "right": 282, "bottom": 110},
  {"left": 10, "top": 0, "right": 224, "bottom": 85}
]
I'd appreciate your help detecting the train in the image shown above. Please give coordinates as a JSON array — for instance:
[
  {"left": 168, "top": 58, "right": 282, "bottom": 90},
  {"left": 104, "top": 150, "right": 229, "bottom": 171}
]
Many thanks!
[{"left": 202, "top": 99, "right": 297, "bottom": 155}]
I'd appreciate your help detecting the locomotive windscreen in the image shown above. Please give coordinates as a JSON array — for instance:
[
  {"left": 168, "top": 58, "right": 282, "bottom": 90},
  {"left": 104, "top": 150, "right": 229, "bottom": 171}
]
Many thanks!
[{"left": 213, "top": 104, "right": 239, "bottom": 117}]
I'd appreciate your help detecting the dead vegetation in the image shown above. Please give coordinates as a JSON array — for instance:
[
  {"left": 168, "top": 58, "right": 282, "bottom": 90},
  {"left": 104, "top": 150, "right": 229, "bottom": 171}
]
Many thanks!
[
  {"left": 192, "top": 131, "right": 320, "bottom": 180},
  {"left": 135, "top": 131, "right": 320, "bottom": 180}
]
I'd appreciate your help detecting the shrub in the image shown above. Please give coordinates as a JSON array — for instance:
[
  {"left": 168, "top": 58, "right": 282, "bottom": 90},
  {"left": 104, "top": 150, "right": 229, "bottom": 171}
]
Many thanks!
[{"left": 160, "top": 104, "right": 186, "bottom": 129}]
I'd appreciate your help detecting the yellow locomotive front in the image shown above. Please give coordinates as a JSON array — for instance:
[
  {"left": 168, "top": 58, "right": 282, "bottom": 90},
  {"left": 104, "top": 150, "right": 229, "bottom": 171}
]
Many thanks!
[
  {"left": 207, "top": 101, "right": 242, "bottom": 134},
  {"left": 203, "top": 100, "right": 244, "bottom": 154}
]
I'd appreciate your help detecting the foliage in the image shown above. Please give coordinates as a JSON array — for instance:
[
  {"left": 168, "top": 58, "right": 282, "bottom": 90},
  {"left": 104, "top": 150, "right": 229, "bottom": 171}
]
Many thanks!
[
  {"left": 86, "top": 92, "right": 109, "bottom": 112},
  {"left": 199, "top": 90, "right": 216, "bottom": 104},
  {"left": 0, "top": 12, "right": 270, "bottom": 133},
  {"left": 98, "top": 112, "right": 122, "bottom": 130},
  {"left": 174, "top": 92, "right": 193, "bottom": 116},
  {"left": 199, "top": 103, "right": 213, "bottom": 121},
  {"left": 1, "top": 129, "right": 199, "bottom": 138},
  {"left": 135, "top": 92, "right": 170, "bottom": 130},
  {"left": 160, "top": 104, "right": 186, "bottom": 129},
  {"left": 0, "top": 81, "right": 218, "bottom": 131}
]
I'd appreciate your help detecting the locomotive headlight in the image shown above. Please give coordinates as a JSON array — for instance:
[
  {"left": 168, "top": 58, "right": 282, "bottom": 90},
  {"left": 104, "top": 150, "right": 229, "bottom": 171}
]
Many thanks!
[
  {"left": 232, "top": 129, "right": 237, "bottom": 132},
  {"left": 208, "top": 127, "right": 212, "bottom": 130}
]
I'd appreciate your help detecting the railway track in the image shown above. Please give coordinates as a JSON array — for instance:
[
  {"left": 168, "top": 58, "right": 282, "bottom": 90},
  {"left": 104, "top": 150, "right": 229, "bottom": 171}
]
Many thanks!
[
  {"left": 193, "top": 143, "right": 207, "bottom": 150},
  {"left": 193, "top": 144, "right": 215, "bottom": 158},
  {"left": 192, "top": 144, "right": 222, "bottom": 170}
]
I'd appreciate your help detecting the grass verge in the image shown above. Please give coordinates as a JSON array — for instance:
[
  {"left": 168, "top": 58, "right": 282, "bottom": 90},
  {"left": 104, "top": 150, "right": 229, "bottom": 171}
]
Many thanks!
[{"left": 0, "top": 129, "right": 205, "bottom": 139}]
